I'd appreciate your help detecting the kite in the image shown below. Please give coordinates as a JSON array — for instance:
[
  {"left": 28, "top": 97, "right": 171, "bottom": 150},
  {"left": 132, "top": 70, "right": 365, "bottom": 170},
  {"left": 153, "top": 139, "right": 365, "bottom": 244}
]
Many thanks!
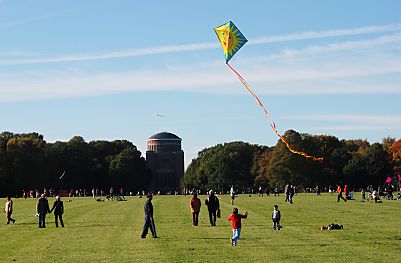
[{"left": 214, "top": 21, "right": 323, "bottom": 162}]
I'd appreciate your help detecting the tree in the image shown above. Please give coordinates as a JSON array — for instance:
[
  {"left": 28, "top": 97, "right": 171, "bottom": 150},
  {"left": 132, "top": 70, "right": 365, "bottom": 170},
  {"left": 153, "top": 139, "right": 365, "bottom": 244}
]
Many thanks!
[
  {"left": 182, "top": 142, "right": 262, "bottom": 192},
  {"left": 109, "top": 148, "right": 152, "bottom": 192}
]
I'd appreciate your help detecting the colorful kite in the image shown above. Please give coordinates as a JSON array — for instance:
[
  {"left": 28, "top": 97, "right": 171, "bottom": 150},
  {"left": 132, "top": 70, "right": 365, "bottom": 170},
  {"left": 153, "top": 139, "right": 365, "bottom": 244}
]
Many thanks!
[{"left": 214, "top": 21, "right": 323, "bottom": 162}]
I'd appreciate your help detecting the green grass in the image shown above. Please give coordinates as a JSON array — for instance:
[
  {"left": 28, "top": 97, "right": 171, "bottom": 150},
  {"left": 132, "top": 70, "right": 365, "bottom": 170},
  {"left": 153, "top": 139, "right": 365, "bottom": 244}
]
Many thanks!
[{"left": 1, "top": 193, "right": 400, "bottom": 262}]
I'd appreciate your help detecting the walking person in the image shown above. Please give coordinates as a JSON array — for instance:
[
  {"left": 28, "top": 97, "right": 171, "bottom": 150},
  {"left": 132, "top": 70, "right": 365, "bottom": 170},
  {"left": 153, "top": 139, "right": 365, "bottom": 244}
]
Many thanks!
[
  {"left": 50, "top": 196, "right": 64, "bottom": 228},
  {"left": 189, "top": 192, "right": 201, "bottom": 226},
  {"left": 205, "top": 190, "right": 220, "bottom": 226},
  {"left": 141, "top": 194, "right": 158, "bottom": 238},
  {"left": 227, "top": 208, "right": 248, "bottom": 246},
  {"left": 37, "top": 194, "right": 50, "bottom": 228},
  {"left": 272, "top": 204, "right": 281, "bottom": 230},
  {"left": 337, "top": 185, "right": 347, "bottom": 202},
  {"left": 4, "top": 197, "right": 16, "bottom": 224}
]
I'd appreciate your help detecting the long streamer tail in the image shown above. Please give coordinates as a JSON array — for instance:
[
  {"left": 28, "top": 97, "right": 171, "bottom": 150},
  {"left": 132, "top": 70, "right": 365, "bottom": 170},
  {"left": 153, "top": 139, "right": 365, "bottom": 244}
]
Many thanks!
[{"left": 226, "top": 62, "right": 323, "bottom": 162}]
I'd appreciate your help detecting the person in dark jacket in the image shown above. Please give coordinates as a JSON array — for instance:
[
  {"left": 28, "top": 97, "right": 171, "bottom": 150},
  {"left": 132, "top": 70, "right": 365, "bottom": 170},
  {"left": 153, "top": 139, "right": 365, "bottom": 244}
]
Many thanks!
[
  {"left": 50, "top": 195, "right": 64, "bottom": 228},
  {"left": 36, "top": 194, "right": 50, "bottom": 228},
  {"left": 272, "top": 204, "right": 281, "bottom": 230},
  {"left": 141, "top": 194, "right": 158, "bottom": 238},
  {"left": 205, "top": 190, "right": 220, "bottom": 226}
]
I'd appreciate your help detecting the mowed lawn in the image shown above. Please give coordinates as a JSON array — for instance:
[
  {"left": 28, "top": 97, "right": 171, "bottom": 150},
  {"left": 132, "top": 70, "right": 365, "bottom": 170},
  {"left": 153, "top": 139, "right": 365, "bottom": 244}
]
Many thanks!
[{"left": 1, "top": 193, "right": 400, "bottom": 262}]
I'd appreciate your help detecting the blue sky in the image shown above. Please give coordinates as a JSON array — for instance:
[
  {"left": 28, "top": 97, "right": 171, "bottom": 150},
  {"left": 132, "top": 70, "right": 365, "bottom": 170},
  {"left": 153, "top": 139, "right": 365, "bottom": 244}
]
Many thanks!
[{"left": 1, "top": 0, "right": 401, "bottom": 167}]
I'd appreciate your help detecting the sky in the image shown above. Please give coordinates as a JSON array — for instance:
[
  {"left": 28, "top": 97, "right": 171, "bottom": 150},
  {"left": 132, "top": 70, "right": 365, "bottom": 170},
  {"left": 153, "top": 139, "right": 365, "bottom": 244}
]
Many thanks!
[{"left": 1, "top": 0, "right": 401, "bottom": 167}]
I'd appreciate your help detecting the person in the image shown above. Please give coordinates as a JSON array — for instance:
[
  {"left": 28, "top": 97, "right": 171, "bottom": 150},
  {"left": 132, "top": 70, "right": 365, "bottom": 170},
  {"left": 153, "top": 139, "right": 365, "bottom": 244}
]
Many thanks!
[
  {"left": 109, "top": 187, "right": 114, "bottom": 200},
  {"left": 205, "top": 190, "right": 220, "bottom": 226},
  {"left": 272, "top": 204, "right": 281, "bottom": 230},
  {"left": 189, "top": 192, "right": 201, "bottom": 226},
  {"left": 50, "top": 195, "right": 64, "bottom": 228},
  {"left": 4, "top": 197, "right": 16, "bottom": 224},
  {"left": 337, "top": 185, "right": 347, "bottom": 202},
  {"left": 258, "top": 186, "right": 263, "bottom": 197},
  {"left": 288, "top": 185, "right": 294, "bottom": 204},
  {"left": 316, "top": 185, "right": 321, "bottom": 196},
  {"left": 37, "top": 194, "right": 50, "bottom": 228},
  {"left": 344, "top": 185, "right": 350, "bottom": 199},
  {"left": 361, "top": 188, "right": 366, "bottom": 200},
  {"left": 284, "top": 184, "right": 289, "bottom": 202},
  {"left": 227, "top": 208, "right": 248, "bottom": 246},
  {"left": 230, "top": 186, "right": 235, "bottom": 205},
  {"left": 372, "top": 190, "right": 380, "bottom": 203},
  {"left": 274, "top": 187, "right": 279, "bottom": 196},
  {"left": 141, "top": 194, "right": 158, "bottom": 238}
]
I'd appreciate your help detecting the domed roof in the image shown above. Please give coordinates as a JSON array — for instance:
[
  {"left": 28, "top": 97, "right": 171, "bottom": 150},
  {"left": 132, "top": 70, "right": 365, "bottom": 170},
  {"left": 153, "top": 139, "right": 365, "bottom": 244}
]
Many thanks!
[{"left": 149, "top": 132, "right": 181, "bottom": 140}]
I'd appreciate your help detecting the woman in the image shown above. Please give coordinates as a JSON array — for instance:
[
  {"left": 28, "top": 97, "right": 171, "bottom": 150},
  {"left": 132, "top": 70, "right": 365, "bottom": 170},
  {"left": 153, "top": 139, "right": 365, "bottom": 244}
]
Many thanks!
[{"left": 190, "top": 192, "right": 201, "bottom": 226}]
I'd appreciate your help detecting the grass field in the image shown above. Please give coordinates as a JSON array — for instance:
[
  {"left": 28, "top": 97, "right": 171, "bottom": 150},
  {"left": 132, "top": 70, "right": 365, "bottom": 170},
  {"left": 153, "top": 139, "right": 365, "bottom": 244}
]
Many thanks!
[{"left": 1, "top": 193, "right": 400, "bottom": 262}]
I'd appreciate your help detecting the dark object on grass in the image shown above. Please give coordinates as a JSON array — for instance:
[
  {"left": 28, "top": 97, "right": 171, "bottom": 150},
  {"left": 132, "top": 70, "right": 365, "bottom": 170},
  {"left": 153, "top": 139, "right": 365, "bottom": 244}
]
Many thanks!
[{"left": 320, "top": 223, "right": 343, "bottom": 230}]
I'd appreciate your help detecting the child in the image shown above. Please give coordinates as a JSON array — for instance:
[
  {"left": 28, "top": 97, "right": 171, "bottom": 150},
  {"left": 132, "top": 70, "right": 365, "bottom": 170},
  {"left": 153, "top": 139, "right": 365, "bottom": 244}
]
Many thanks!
[
  {"left": 227, "top": 208, "right": 248, "bottom": 246},
  {"left": 272, "top": 204, "right": 281, "bottom": 230}
]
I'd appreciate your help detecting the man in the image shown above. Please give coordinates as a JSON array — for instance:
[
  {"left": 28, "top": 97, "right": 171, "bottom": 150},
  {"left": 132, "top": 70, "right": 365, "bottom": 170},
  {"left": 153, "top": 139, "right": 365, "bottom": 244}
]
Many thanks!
[
  {"left": 50, "top": 195, "right": 64, "bottom": 228},
  {"left": 37, "top": 194, "right": 50, "bottom": 228},
  {"left": 4, "top": 196, "right": 16, "bottom": 224},
  {"left": 205, "top": 190, "right": 219, "bottom": 226},
  {"left": 141, "top": 194, "right": 158, "bottom": 238},
  {"left": 284, "top": 184, "right": 289, "bottom": 202},
  {"left": 337, "top": 185, "right": 347, "bottom": 203}
]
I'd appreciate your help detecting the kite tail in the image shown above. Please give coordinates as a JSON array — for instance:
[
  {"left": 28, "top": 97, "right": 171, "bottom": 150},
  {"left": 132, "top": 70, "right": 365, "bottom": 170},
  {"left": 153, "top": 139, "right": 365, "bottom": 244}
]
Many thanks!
[
  {"left": 226, "top": 62, "right": 323, "bottom": 163},
  {"left": 271, "top": 123, "right": 324, "bottom": 163},
  {"left": 226, "top": 62, "right": 269, "bottom": 120}
]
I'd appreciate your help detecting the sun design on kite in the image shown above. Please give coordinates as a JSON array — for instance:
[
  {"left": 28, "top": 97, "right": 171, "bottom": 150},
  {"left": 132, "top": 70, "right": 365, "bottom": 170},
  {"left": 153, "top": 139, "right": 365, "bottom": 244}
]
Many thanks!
[{"left": 214, "top": 21, "right": 247, "bottom": 63}]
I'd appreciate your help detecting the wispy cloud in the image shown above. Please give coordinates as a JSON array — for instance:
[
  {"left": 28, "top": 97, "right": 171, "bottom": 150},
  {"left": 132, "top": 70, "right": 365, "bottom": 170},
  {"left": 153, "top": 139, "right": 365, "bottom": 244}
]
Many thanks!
[
  {"left": 1, "top": 23, "right": 401, "bottom": 65},
  {"left": 249, "top": 23, "right": 401, "bottom": 45},
  {"left": 1, "top": 24, "right": 401, "bottom": 101},
  {"left": 288, "top": 114, "right": 401, "bottom": 124},
  {"left": 286, "top": 114, "right": 401, "bottom": 132}
]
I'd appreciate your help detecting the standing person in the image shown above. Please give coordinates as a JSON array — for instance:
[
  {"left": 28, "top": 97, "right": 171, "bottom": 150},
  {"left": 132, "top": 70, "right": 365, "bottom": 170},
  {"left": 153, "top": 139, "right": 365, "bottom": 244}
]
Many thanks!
[
  {"left": 205, "top": 190, "right": 220, "bottom": 226},
  {"left": 50, "top": 196, "right": 64, "bottom": 228},
  {"left": 288, "top": 185, "right": 294, "bottom": 204},
  {"left": 36, "top": 194, "right": 50, "bottom": 228},
  {"left": 4, "top": 197, "right": 16, "bottom": 224},
  {"left": 274, "top": 187, "right": 279, "bottom": 196},
  {"left": 316, "top": 185, "right": 321, "bottom": 196},
  {"left": 141, "top": 194, "right": 158, "bottom": 238},
  {"left": 189, "top": 192, "right": 201, "bottom": 226},
  {"left": 284, "top": 184, "right": 289, "bottom": 202},
  {"left": 109, "top": 187, "right": 114, "bottom": 200},
  {"left": 230, "top": 186, "right": 235, "bottom": 205},
  {"left": 227, "top": 208, "right": 248, "bottom": 246},
  {"left": 337, "top": 185, "right": 347, "bottom": 202},
  {"left": 361, "top": 188, "right": 366, "bottom": 200},
  {"left": 272, "top": 204, "right": 281, "bottom": 230}
]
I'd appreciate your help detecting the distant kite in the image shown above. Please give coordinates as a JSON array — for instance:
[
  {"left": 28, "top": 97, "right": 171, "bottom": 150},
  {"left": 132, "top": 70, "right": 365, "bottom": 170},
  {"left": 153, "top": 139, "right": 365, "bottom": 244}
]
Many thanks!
[{"left": 214, "top": 21, "right": 323, "bottom": 162}]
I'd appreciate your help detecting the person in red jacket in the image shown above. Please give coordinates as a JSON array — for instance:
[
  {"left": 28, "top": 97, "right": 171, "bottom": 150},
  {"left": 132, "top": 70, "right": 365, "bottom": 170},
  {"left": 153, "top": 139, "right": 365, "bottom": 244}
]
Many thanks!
[
  {"left": 189, "top": 192, "right": 201, "bottom": 226},
  {"left": 227, "top": 208, "right": 248, "bottom": 246}
]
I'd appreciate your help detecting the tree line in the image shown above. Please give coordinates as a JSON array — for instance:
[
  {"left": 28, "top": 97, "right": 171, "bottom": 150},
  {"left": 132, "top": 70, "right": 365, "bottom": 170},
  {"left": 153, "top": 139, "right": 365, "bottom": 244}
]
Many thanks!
[
  {"left": 182, "top": 130, "right": 401, "bottom": 193},
  {"left": 1, "top": 130, "right": 400, "bottom": 197},
  {"left": 0, "top": 132, "right": 151, "bottom": 197}
]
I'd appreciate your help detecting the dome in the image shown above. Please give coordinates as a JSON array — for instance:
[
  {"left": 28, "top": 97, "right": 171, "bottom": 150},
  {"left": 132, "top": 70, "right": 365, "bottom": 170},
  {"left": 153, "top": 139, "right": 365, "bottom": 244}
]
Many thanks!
[{"left": 149, "top": 132, "right": 181, "bottom": 140}]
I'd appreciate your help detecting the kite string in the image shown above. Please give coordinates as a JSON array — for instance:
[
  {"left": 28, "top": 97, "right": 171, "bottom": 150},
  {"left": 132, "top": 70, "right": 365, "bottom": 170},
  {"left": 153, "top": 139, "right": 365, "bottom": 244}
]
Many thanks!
[{"left": 226, "top": 62, "right": 323, "bottom": 163}]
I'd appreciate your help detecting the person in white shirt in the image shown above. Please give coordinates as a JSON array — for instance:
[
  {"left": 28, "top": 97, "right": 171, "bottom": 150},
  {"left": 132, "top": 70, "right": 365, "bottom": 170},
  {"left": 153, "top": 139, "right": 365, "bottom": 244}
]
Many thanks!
[{"left": 4, "top": 196, "right": 16, "bottom": 224}]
